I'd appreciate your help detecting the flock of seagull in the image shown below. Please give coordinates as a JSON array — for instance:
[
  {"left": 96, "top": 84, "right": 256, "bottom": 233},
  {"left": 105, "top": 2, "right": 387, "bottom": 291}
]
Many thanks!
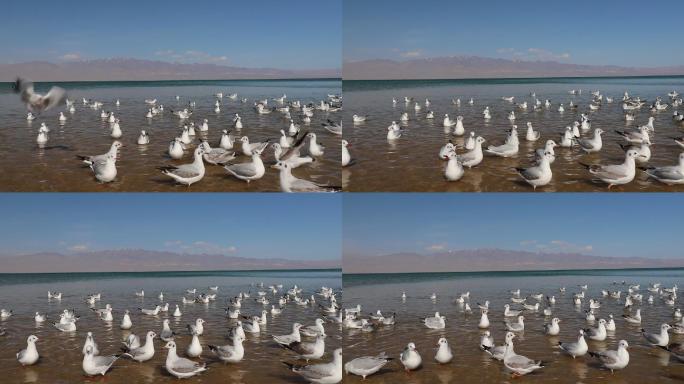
[
  {"left": 1, "top": 283, "right": 343, "bottom": 382},
  {"left": 342, "top": 281, "right": 684, "bottom": 380},
  {"left": 14, "top": 78, "right": 343, "bottom": 192},
  {"left": 352, "top": 89, "right": 684, "bottom": 189}
]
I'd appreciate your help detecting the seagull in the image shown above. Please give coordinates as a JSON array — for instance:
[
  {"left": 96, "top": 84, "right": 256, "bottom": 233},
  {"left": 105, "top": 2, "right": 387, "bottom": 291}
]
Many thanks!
[
  {"left": 504, "top": 315, "right": 525, "bottom": 332},
  {"left": 82, "top": 346, "right": 119, "bottom": 376},
  {"left": 82, "top": 332, "right": 99, "bottom": 355},
  {"left": 615, "top": 126, "right": 650, "bottom": 144},
  {"left": 486, "top": 126, "right": 519, "bottom": 157},
  {"left": 322, "top": 119, "right": 342, "bottom": 135},
  {"left": 544, "top": 318, "right": 561, "bottom": 336},
  {"left": 159, "top": 147, "right": 206, "bottom": 186},
  {"left": 525, "top": 122, "right": 540, "bottom": 141},
  {"left": 283, "top": 336, "right": 325, "bottom": 362},
  {"left": 399, "top": 343, "right": 422, "bottom": 371},
  {"left": 273, "top": 323, "right": 302, "bottom": 346},
  {"left": 123, "top": 331, "right": 156, "bottom": 362},
  {"left": 209, "top": 334, "right": 245, "bottom": 363},
  {"left": 344, "top": 353, "right": 392, "bottom": 379},
  {"left": 422, "top": 312, "right": 446, "bottom": 329},
  {"left": 139, "top": 305, "right": 161, "bottom": 316},
  {"left": 585, "top": 319, "right": 608, "bottom": 341},
  {"left": 273, "top": 161, "right": 339, "bottom": 193},
  {"left": 387, "top": 121, "right": 402, "bottom": 140},
  {"left": 622, "top": 308, "right": 642, "bottom": 324},
  {"left": 77, "top": 141, "right": 122, "bottom": 166},
  {"left": 478, "top": 309, "right": 490, "bottom": 329},
  {"left": 163, "top": 341, "right": 207, "bottom": 379},
  {"left": 307, "top": 133, "right": 325, "bottom": 156},
  {"left": 159, "top": 319, "right": 176, "bottom": 342},
  {"left": 483, "top": 332, "right": 515, "bottom": 360},
  {"left": 301, "top": 319, "right": 327, "bottom": 338},
  {"left": 619, "top": 141, "right": 651, "bottom": 163},
  {"left": 642, "top": 153, "right": 684, "bottom": 185},
  {"left": 342, "top": 140, "right": 352, "bottom": 167},
  {"left": 283, "top": 347, "right": 342, "bottom": 384},
  {"left": 137, "top": 130, "right": 149, "bottom": 145},
  {"left": 582, "top": 149, "right": 643, "bottom": 188},
  {"left": 576, "top": 128, "right": 604, "bottom": 153},
  {"left": 435, "top": 337, "right": 453, "bottom": 364},
  {"left": 502, "top": 336, "right": 544, "bottom": 376},
  {"left": 187, "top": 318, "right": 205, "bottom": 336},
  {"left": 225, "top": 142, "right": 268, "bottom": 182},
  {"left": 516, "top": 152, "right": 553, "bottom": 190},
  {"left": 13, "top": 78, "right": 66, "bottom": 113},
  {"left": 199, "top": 141, "right": 236, "bottom": 165},
  {"left": 642, "top": 323, "right": 671, "bottom": 347},
  {"left": 461, "top": 136, "right": 486, "bottom": 168},
  {"left": 186, "top": 331, "right": 203, "bottom": 357},
  {"left": 589, "top": 340, "right": 630, "bottom": 373},
  {"left": 168, "top": 138, "right": 184, "bottom": 159},
  {"left": 240, "top": 136, "right": 268, "bottom": 156},
  {"left": 444, "top": 150, "right": 464, "bottom": 181},
  {"left": 558, "top": 329, "right": 589, "bottom": 359},
  {"left": 504, "top": 304, "right": 521, "bottom": 317},
  {"left": 16, "top": 335, "right": 39, "bottom": 366},
  {"left": 352, "top": 115, "right": 368, "bottom": 123}
]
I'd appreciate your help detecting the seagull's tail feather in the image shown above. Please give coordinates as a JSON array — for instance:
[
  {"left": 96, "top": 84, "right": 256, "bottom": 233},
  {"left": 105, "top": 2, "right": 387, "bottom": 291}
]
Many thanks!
[
  {"left": 282, "top": 362, "right": 299, "bottom": 371},
  {"left": 588, "top": 351, "right": 600, "bottom": 359},
  {"left": 578, "top": 162, "right": 593, "bottom": 171}
]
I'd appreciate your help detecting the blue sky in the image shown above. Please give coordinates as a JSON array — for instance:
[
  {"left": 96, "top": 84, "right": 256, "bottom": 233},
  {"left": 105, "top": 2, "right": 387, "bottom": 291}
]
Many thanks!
[
  {"left": 344, "top": 0, "right": 684, "bottom": 67},
  {"left": 0, "top": 194, "right": 341, "bottom": 260},
  {"left": 2, "top": 0, "right": 341, "bottom": 69},
  {"left": 343, "top": 194, "right": 682, "bottom": 259}
]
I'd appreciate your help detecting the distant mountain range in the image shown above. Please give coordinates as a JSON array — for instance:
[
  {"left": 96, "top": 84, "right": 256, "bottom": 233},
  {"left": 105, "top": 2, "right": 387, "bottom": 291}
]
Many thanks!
[
  {"left": 343, "top": 56, "right": 684, "bottom": 80},
  {"left": 1, "top": 250, "right": 340, "bottom": 273},
  {"left": 344, "top": 249, "right": 684, "bottom": 274},
  {"left": 0, "top": 58, "right": 341, "bottom": 82}
]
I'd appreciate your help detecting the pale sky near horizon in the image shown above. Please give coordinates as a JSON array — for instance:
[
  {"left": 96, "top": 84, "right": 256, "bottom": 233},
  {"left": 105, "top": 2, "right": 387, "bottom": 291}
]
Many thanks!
[
  {"left": 0, "top": 194, "right": 341, "bottom": 260},
  {"left": 2, "top": 0, "right": 341, "bottom": 69},
  {"left": 344, "top": 0, "right": 684, "bottom": 67},
  {"left": 343, "top": 194, "right": 683, "bottom": 259}
]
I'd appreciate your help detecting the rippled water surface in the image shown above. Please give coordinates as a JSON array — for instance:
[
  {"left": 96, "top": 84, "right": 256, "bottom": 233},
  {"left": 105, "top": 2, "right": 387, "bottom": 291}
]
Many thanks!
[
  {"left": 343, "top": 76, "right": 684, "bottom": 191},
  {"left": 0, "top": 269, "right": 341, "bottom": 383},
  {"left": 0, "top": 79, "right": 341, "bottom": 191},
  {"left": 343, "top": 268, "right": 684, "bottom": 383}
]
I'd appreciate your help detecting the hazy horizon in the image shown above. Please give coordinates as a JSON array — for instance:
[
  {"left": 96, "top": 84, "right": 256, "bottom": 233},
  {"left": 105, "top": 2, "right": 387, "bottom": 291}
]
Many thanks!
[
  {"left": 344, "top": 0, "right": 684, "bottom": 67},
  {"left": 0, "top": 194, "right": 341, "bottom": 266},
  {"left": 343, "top": 194, "right": 684, "bottom": 260},
  {"left": 3, "top": 1, "right": 341, "bottom": 70}
]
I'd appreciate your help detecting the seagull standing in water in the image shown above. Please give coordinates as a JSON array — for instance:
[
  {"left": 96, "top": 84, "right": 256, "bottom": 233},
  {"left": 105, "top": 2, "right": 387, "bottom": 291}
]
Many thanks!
[
  {"left": 582, "top": 149, "right": 644, "bottom": 188},
  {"left": 399, "top": 343, "right": 422, "bottom": 371},
  {"left": 283, "top": 348, "right": 342, "bottom": 384},
  {"left": 16, "top": 335, "right": 39, "bottom": 366},
  {"left": 159, "top": 147, "right": 206, "bottom": 186}
]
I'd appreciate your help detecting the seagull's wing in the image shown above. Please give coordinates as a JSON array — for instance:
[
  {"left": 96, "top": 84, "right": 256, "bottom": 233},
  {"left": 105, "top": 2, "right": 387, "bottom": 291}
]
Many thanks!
[
  {"left": 93, "top": 355, "right": 118, "bottom": 367},
  {"left": 517, "top": 166, "right": 542, "bottom": 180},
  {"left": 225, "top": 162, "right": 257, "bottom": 177},
  {"left": 647, "top": 167, "right": 683, "bottom": 180},
  {"left": 595, "top": 350, "right": 618, "bottom": 365},
  {"left": 590, "top": 164, "right": 627, "bottom": 179},
  {"left": 170, "top": 164, "right": 201, "bottom": 178},
  {"left": 295, "top": 362, "right": 334, "bottom": 380},
  {"left": 286, "top": 341, "right": 314, "bottom": 354},
  {"left": 171, "top": 357, "right": 205, "bottom": 373},
  {"left": 41, "top": 86, "right": 67, "bottom": 111},
  {"left": 280, "top": 133, "right": 308, "bottom": 161}
]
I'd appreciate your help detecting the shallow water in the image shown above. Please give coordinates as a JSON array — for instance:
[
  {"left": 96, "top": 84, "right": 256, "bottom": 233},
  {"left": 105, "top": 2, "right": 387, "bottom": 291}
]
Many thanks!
[
  {"left": 343, "top": 268, "right": 684, "bottom": 383},
  {"left": 0, "top": 79, "right": 341, "bottom": 192},
  {"left": 342, "top": 76, "right": 684, "bottom": 192},
  {"left": 0, "top": 269, "right": 341, "bottom": 383}
]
